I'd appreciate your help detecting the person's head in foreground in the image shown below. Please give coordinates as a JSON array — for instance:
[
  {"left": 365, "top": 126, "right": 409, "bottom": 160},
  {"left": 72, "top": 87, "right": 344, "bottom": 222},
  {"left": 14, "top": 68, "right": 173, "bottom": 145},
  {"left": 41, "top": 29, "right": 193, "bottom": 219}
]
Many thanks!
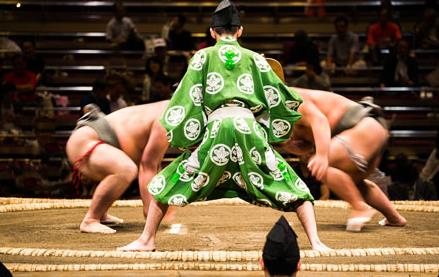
[
  {"left": 261, "top": 216, "right": 301, "bottom": 277},
  {"left": 210, "top": 0, "right": 243, "bottom": 41}
]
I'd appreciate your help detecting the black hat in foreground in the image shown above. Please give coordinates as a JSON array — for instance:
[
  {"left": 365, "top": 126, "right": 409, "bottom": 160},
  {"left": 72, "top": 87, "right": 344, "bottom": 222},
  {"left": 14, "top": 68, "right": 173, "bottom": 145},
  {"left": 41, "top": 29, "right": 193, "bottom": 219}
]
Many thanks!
[
  {"left": 211, "top": 0, "right": 241, "bottom": 27},
  {"left": 262, "top": 216, "right": 300, "bottom": 276}
]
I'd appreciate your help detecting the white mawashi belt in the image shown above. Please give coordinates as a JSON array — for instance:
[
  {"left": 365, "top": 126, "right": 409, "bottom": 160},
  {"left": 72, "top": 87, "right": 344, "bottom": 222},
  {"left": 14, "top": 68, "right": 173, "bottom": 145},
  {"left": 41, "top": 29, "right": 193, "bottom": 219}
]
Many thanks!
[{"left": 208, "top": 106, "right": 254, "bottom": 123}]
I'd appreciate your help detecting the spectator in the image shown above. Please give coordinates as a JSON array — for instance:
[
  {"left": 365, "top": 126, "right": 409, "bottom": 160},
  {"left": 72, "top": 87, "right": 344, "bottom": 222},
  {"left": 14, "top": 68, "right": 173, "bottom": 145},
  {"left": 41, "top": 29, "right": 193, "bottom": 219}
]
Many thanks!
[
  {"left": 106, "top": 75, "right": 129, "bottom": 112},
  {"left": 381, "top": 40, "right": 418, "bottom": 87},
  {"left": 80, "top": 79, "right": 111, "bottom": 114},
  {"left": 151, "top": 75, "right": 173, "bottom": 102},
  {"left": 367, "top": 8, "right": 402, "bottom": 64},
  {"left": 0, "top": 36, "right": 21, "bottom": 58},
  {"left": 292, "top": 62, "right": 331, "bottom": 91},
  {"left": 106, "top": 1, "right": 144, "bottom": 51},
  {"left": 261, "top": 216, "right": 301, "bottom": 277},
  {"left": 3, "top": 54, "right": 38, "bottom": 104},
  {"left": 143, "top": 56, "right": 167, "bottom": 103},
  {"left": 22, "top": 40, "right": 45, "bottom": 82},
  {"left": 167, "top": 15, "right": 195, "bottom": 51},
  {"left": 283, "top": 30, "right": 320, "bottom": 66},
  {"left": 388, "top": 153, "right": 419, "bottom": 200},
  {"left": 326, "top": 16, "right": 364, "bottom": 74},
  {"left": 414, "top": 8, "right": 439, "bottom": 49},
  {"left": 198, "top": 27, "right": 216, "bottom": 50}
]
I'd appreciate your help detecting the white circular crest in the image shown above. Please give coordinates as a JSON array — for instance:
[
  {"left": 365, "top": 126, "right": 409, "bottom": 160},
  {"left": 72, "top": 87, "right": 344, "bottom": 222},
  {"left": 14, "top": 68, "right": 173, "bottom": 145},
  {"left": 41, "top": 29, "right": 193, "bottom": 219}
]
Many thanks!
[
  {"left": 255, "top": 198, "right": 272, "bottom": 207},
  {"left": 248, "top": 172, "right": 264, "bottom": 190},
  {"left": 272, "top": 119, "right": 291, "bottom": 138},
  {"left": 204, "top": 105, "right": 213, "bottom": 115},
  {"left": 253, "top": 121, "right": 268, "bottom": 141},
  {"left": 184, "top": 118, "right": 201, "bottom": 141},
  {"left": 250, "top": 104, "right": 263, "bottom": 113},
  {"left": 295, "top": 178, "right": 310, "bottom": 193},
  {"left": 250, "top": 147, "right": 261, "bottom": 165},
  {"left": 253, "top": 53, "right": 271, "bottom": 72},
  {"left": 164, "top": 106, "right": 185, "bottom": 126},
  {"left": 231, "top": 144, "right": 244, "bottom": 164},
  {"left": 148, "top": 175, "right": 166, "bottom": 195},
  {"left": 189, "top": 84, "right": 203, "bottom": 106},
  {"left": 233, "top": 172, "right": 247, "bottom": 191},
  {"left": 166, "top": 131, "right": 173, "bottom": 143},
  {"left": 168, "top": 194, "right": 188, "bottom": 206},
  {"left": 233, "top": 117, "right": 251, "bottom": 134},
  {"left": 264, "top": 85, "right": 281, "bottom": 108},
  {"left": 177, "top": 160, "right": 194, "bottom": 182},
  {"left": 189, "top": 50, "right": 207, "bottom": 71},
  {"left": 191, "top": 172, "right": 210, "bottom": 192},
  {"left": 210, "top": 119, "right": 222, "bottom": 138},
  {"left": 237, "top": 73, "right": 254, "bottom": 94},
  {"left": 275, "top": 191, "right": 298, "bottom": 206},
  {"left": 286, "top": 100, "right": 300, "bottom": 110},
  {"left": 217, "top": 171, "right": 232, "bottom": 186},
  {"left": 210, "top": 144, "right": 231, "bottom": 166},
  {"left": 218, "top": 45, "right": 242, "bottom": 63},
  {"left": 206, "top": 72, "right": 224, "bottom": 94},
  {"left": 270, "top": 168, "right": 284, "bottom": 181}
]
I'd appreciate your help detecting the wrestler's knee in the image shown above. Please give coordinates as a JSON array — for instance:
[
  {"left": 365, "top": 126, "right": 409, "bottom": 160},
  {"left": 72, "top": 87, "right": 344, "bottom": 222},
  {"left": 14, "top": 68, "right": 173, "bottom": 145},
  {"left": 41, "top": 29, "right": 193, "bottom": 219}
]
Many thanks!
[{"left": 117, "top": 162, "right": 138, "bottom": 184}]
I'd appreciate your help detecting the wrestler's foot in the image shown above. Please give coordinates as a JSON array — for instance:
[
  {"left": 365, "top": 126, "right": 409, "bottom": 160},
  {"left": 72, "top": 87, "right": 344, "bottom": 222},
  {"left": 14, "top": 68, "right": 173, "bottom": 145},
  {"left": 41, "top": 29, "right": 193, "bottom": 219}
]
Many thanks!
[
  {"left": 378, "top": 216, "right": 407, "bottom": 227},
  {"left": 162, "top": 207, "right": 176, "bottom": 225},
  {"left": 346, "top": 208, "right": 377, "bottom": 232},
  {"left": 311, "top": 241, "right": 332, "bottom": 252},
  {"left": 80, "top": 219, "right": 116, "bottom": 234},
  {"left": 101, "top": 214, "right": 124, "bottom": 225},
  {"left": 117, "top": 239, "right": 155, "bottom": 252}
]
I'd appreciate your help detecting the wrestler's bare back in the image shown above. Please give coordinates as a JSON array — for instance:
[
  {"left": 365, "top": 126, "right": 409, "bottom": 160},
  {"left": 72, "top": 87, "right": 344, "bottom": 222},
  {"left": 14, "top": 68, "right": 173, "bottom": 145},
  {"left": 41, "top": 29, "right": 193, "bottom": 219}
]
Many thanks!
[{"left": 105, "top": 100, "right": 169, "bottom": 164}]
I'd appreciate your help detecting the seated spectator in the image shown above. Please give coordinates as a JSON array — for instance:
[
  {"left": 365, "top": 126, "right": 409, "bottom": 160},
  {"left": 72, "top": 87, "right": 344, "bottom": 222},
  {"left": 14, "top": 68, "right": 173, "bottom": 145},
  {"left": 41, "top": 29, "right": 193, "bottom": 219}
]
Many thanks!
[
  {"left": 3, "top": 54, "right": 38, "bottom": 104},
  {"left": 106, "top": 74, "right": 129, "bottom": 113},
  {"left": 367, "top": 8, "right": 402, "bottom": 64},
  {"left": 143, "top": 56, "right": 167, "bottom": 103},
  {"left": 22, "top": 40, "right": 45, "bottom": 83},
  {"left": 292, "top": 62, "right": 331, "bottom": 91},
  {"left": 167, "top": 15, "right": 194, "bottom": 51},
  {"left": 325, "top": 16, "right": 365, "bottom": 74},
  {"left": 106, "top": 1, "right": 144, "bottom": 51},
  {"left": 80, "top": 79, "right": 111, "bottom": 114},
  {"left": 261, "top": 216, "right": 301, "bottom": 277},
  {"left": 381, "top": 40, "right": 418, "bottom": 87},
  {"left": 283, "top": 30, "right": 320, "bottom": 66},
  {"left": 0, "top": 36, "right": 21, "bottom": 58},
  {"left": 150, "top": 75, "right": 172, "bottom": 102},
  {"left": 414, "top": 8, "right": 439, "bottom": 49}
]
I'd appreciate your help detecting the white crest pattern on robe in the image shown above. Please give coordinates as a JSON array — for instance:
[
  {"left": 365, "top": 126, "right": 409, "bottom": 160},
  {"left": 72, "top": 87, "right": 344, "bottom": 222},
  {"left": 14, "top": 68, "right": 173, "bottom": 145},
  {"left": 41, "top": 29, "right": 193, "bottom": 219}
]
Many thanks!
[
  {"left": 218, "top": 45, "right": 242, "bottom": 63},
  {"left": 165, "top": 106, "right": 185, "bottom": 126},
  {"left": 189, "top": 50, "right": 207, "bottom": 71},
  {"left": 231, "top": 143, "right": 244, "bottom": 164},
  {"left": 295, "top": 178, "right": 310, "bottom": 193},
  {"left": 189, "top": 84, "right": 203, "bottom": 106},
  {"left": 166, "top": 130, "right": 173, "bottom": 142},
  {"left": 286, "top": 100, "right": 300, "bottom": 110},
  {"left": 237, "top": 73, "right": 254, "bottom": 94},
  {"left": 206, "top": 72, "right": 224, "bottom": 94},
  {"left": 233, "top": 172, "right": 247, "bottom": 191},
  {"left": 253, "top": 121, "right": 268, "bottom": 141},
  {"left": 148, "top": 175, "right": 166, "bottom": 195},
  {"left": 217, "top": 171, "right": 232, "bottom": 186},
  {"left": 253, "top": 53, "right": 272, "bottom": 72},
  {"left": 177, "top": 160, "right": 194, "bottom": 182},
  {"left": 168, "top": 194, "right": 188, "bottom": 206},
  {"left": 272, "top": 119, "right": 291, "bottom": 138},
  {"left": 210, "top": 144, "right": 231, "bottom": 166},
  {"left": 204, "top": 105, "right": 213, "bottom": 115},
  {"left": 184, "top": 118, "right": 201, "bottom": 141},
  {"left": 250, "top": 104, "right": 263, "bottom": 113},
  {"left": 210, "top": 119, "right": 222, "bottom": 138},
  {"left": 255, "top": 198, "right": 272, "bottom": 207},
  {"left": 264, "top": 85, "right": 281, "bottom": 108},
  {"left": 233, "top": 117, "right": 251, "bottom": 134},
  {"left": 250, "top": 147, "right": 262, "bottom": 165},
  {"left": 191, "top": 172, "right": 210, "bottom": 192},
  {"left": 275, "top": 191, "right": 298, "bottom": 205},
  {"left": 249, "top": 172, "right": 264, "bottom": 190}
]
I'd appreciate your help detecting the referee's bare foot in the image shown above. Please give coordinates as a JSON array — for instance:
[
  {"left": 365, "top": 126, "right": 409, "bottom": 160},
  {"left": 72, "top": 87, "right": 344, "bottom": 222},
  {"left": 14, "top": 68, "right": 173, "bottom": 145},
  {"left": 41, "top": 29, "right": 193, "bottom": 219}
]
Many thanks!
[
  {"left": 378, "top": 216, "right": 407, "bottom": 227},
  {"left": 117, "top": 239, "right": 155, "bottom": 252},
  {"left": 80, "top": 219, "right": 116, "bottom": 234},
  {"left": 101, "top": 214, "right": 124, "bottom": 225}
]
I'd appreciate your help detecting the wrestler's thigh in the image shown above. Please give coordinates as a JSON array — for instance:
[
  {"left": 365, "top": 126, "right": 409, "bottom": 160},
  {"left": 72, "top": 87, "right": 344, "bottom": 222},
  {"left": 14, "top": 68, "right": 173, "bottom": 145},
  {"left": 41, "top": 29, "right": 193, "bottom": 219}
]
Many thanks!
[
  {"left": 80, "top": 144, "right": 137, "bottom": 182},
  {"left": 142, "top": 121, "right": 168, "bottom": 167}
]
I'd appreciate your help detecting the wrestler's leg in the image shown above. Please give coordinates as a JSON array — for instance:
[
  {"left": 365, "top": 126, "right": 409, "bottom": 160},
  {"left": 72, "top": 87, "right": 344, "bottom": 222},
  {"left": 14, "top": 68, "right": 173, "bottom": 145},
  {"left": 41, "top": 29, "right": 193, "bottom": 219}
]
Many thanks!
[
  {"left": 118, "top": 198, "right": 168, "bottom": 251},
  {"left": 138, "top": 121, "right": 169, "bottom": 218},
  {"left": 296, "top": 201, "right": 331, "bottom": 252},
  {"left": 79, "top": 143, "right": 138, "bottom": 233}
]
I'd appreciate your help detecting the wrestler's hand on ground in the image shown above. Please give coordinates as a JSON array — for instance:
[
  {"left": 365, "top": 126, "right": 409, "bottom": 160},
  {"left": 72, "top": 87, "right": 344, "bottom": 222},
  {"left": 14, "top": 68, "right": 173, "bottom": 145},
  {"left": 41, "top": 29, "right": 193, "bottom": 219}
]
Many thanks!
[{"left": 307, "top": 154, "right": 328, "bottom": 181}]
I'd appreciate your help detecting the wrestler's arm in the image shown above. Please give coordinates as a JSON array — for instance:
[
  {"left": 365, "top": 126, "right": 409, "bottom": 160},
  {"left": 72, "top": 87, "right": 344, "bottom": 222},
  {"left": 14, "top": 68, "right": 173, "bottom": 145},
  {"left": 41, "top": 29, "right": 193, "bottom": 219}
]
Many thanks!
[{"left": 298, "top": 101, "right": 331, "bottom": 181}]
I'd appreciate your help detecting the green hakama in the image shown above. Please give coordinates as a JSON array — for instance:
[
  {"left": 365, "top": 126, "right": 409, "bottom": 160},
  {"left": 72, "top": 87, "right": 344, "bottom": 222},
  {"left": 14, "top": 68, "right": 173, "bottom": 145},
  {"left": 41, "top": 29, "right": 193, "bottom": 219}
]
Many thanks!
[{"left": 148, "top": 38, "right": 313, "bottom": 211}]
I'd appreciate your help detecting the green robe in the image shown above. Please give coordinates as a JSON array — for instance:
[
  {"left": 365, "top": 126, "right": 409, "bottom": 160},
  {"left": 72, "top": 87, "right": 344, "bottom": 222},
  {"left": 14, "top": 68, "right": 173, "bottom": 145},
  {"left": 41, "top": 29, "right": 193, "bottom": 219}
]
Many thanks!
[{"left": 148, "top": 37, "right": 313, "bottom": 211}]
